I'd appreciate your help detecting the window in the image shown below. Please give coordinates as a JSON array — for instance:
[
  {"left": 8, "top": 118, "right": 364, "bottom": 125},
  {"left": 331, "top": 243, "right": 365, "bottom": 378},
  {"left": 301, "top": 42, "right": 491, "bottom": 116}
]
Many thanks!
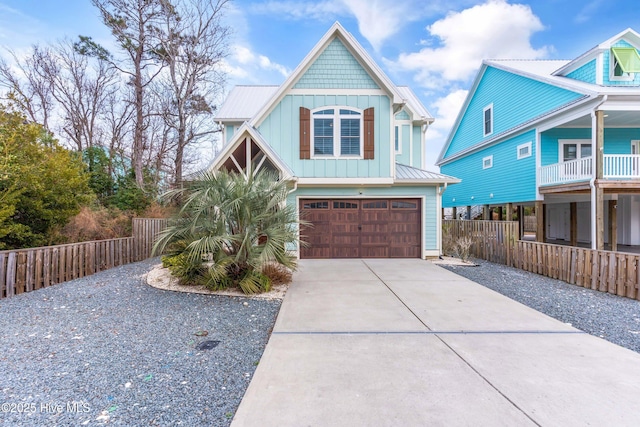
[
  {"left": 394, "top": 126, "right": 400, "bottom": 153},
  {"left": 311, "top": 108, "right": 363, "bottom": 158},
  {"left": 363, "top": 201, "right": 388, "bottom": 209},
  {"left": 483, "top": 104, "right": 493, "bottom": 137},
  {"left": 303, "top": 201, "right": 328, "bottom": 209},
  {"left": 391, "top": 200, "right": 417, "bottom": 209},
  {"left": 610, "top": 47, "right": 640, "bottom": 81},
  {"left": 560, "top": 140, "right": 592, "bottom": 162},
  {"left": 517, "top": 142, "right": 532, "bottom": 159},
  {"left": 483, "top": 155, "right": 493, "bottom": 169},
  {"left": 333, "top": 201, "right": 358, "bottom": 209}
]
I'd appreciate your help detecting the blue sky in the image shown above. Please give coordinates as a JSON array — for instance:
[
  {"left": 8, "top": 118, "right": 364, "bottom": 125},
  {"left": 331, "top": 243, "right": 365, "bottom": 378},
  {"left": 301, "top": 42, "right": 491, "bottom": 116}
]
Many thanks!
[{"left": 1, "top": 0, "right": 640, "bottom": 169}]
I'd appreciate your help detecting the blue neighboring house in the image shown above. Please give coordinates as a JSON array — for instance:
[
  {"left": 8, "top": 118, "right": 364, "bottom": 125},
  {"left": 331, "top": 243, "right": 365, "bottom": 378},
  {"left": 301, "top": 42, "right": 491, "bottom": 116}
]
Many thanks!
[
  {"left": 212, "top": 22, "right": 459, "bottom": 259},
  {"left": 437, "top": 28, "right": 640, "bottom": 251}
]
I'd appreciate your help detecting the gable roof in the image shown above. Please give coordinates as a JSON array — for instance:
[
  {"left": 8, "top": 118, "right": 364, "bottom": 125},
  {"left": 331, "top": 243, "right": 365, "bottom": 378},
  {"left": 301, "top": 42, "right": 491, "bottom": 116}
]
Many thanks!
[
  {"left": 248, "top": 22, "right": 409, "bottom": 128},
  {"left": 208, "top": 123, "right": 295, "bottom": 179},
  {"left": 397, "top": 86, "right": 434, "bottom": 123},
  {"left": 214, "top": 86, "right": 278, "bottom": 122}
]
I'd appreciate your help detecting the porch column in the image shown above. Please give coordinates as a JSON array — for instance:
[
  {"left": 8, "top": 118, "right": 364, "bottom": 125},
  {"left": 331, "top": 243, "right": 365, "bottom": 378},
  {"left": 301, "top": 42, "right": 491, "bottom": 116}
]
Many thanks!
[
  {"left": 483, "top": 205, "right": 490, "bottom": 220},
  {"left": 466, "top": 205, "right": 472, "bottom": 220},
  {"left": 497, "top": 206, "right": 503, "bottom": 221},
  {"left": 609, "top": 198, "right": 618, "bottom": 252},
  {"left": 570, "top": 202, "right": 577, "bottom": 247},
  {"left": 595, "top": 110, "right": 605, "bottom": 250},
  {"left": 517, "top": 205, "right": 524, "bottom": 239},
  {"left": 452, "top": 206, "right": 457, "bottom": 220},
  {"left": 535, "top": 201, "right": 546, "bottom": 243},
  {"left": 506, "top": 203, "right": 513, "bottom": 221}
]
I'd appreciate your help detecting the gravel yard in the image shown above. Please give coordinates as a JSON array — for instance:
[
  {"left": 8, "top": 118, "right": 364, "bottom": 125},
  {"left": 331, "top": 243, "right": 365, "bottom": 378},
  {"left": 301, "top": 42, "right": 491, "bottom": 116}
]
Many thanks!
[
  {"left": 0, "top": 258, "right": 281, "bottom": 426},
  {"left": 441, "top": 259, "right": 640, "bottom": 354}
]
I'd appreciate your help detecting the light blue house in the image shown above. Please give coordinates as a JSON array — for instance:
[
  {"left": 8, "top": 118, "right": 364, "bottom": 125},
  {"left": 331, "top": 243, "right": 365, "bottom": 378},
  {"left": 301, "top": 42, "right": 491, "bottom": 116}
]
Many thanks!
[
  {"left": 438, "top": 28, "right": 640, "bottom": 251},
  {"left": 213, "top": 22, "right": 458, "bottom": 259}
]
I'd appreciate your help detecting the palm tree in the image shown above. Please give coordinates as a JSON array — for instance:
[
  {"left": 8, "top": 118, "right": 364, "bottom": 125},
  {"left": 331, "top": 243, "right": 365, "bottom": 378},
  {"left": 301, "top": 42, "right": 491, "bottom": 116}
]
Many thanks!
[{"left": 153, "top": 169, "right": 304, "bottom": 294}]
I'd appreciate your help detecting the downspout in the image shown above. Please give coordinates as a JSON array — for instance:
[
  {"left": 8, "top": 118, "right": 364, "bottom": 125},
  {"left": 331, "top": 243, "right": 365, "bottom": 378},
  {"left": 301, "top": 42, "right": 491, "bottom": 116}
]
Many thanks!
[{"left": 590, "top": 95, "right": 607, "bottom": 250}]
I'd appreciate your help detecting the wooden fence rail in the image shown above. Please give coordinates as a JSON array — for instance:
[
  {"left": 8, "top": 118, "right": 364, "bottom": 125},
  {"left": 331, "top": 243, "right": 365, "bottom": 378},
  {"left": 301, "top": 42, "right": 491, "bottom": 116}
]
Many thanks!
[
  {"left": 0, "top": 218, "right": 167, "bottom": 299},
  {"left": 443, "top": 220, "right": 640, "bottom": 301}
]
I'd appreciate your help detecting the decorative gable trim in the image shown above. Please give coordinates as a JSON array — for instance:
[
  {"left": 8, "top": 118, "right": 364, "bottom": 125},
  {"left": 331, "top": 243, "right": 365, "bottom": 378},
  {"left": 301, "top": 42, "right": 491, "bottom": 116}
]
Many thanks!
[
  {"left": 209, "top": 123, "right": 295, "bottom": 179},
  {"left": 249, "top": 22, "right": 405, "bottom": 129}
]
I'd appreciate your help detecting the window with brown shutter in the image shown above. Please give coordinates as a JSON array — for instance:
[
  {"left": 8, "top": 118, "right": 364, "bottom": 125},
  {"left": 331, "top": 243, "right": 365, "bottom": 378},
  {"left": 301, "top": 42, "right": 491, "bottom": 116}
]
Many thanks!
[
  {"left": 300, "top": 107, "right": 310, "bottom": 159},
  {"left": 364, "top": 107, "right": 374, "bottom": 159}
]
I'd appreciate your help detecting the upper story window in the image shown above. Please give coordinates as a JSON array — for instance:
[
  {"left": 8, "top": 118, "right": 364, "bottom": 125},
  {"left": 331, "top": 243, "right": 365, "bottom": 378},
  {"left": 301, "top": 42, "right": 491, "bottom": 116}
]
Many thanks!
[
  {"left": 482, "top": 155, "right": 493, "bottom": 169},
  {"left": 483, "top": 104, "right": 493, "bottom": 137},
  {"left": 517, "top": 142, "right": 532, "bottom": 160},
  {"left": 610, "top": 47, "right": 640, "bottom": 81},
  {"left": 312, "top": 108, "right": 362, "bottom": 158}
]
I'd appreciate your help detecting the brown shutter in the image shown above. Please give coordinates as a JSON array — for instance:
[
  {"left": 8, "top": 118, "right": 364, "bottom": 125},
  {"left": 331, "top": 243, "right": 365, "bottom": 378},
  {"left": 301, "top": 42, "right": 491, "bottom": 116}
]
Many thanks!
[
  {"left": 364, "top": 107, "right": 374, "bottom": 159},
  {"left": 300, "top": 107, "right": 310, "bottom": 159}
]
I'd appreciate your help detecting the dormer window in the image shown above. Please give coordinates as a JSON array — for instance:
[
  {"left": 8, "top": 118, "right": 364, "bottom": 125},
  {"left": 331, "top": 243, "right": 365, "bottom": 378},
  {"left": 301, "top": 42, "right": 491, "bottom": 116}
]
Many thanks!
[
  {"left": 610, "top": 47, "right": 640, "bottom": 81},
  {"left": 311, "top": 108, "right": 363, "bottom": 158}
]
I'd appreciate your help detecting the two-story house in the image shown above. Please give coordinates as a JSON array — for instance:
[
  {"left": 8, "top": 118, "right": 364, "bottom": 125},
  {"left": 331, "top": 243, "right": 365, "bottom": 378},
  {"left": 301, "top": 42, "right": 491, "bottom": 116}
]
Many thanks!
[
  {"left": 212, "top": 22, "right": 458, "bottom": 259},
  {"left": 438, "top": 28, "right": 640, "bottom": 252}
]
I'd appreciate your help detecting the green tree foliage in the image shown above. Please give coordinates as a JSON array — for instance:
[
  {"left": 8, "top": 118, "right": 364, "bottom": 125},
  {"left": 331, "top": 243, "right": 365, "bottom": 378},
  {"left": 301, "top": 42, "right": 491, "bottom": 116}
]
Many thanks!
[
  {"left": 153, "top": 170, "right": 305, "bottom": 294},
  {"left": 0, "top": 107, "right": 93, "bottom": 249}
]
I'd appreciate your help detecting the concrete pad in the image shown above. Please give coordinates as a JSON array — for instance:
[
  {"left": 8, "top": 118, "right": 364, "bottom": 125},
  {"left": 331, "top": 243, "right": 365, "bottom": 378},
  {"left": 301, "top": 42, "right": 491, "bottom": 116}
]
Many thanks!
[
  {"left": 294, "top": 259, "right": 379, "bottom": 282},
  {"left": 439, "top": 333, "right": 640, "bottom": 426},
  {"left": 275, "top": 278, "right": 426, "bottom": 332},
  {"left": 362, "top": 258, "right": 447, "bottom": 281},
  {"left": 386, "top": 278, "right": 576, "bottom": 332},
  {"left": 232, "top": 334, "right": 535, "bottom": 427}
]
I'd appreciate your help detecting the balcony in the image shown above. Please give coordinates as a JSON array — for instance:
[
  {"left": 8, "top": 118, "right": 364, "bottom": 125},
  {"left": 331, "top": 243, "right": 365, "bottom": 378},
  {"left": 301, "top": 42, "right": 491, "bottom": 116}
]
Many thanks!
[{"left": 539, "top": 155, "right": 640, "bottom": 186}]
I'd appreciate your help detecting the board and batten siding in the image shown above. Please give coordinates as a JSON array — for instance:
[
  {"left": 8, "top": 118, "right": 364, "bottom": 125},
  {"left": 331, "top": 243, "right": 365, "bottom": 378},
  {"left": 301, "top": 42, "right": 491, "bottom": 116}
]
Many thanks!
[
  {"left": 258, "top": 94, "right": 392, "bottom": 178},
  {"left": 443, "top": 66, "right": 583, "bottom": 160},
  {"left": 412, "top": 125, "right": 422, "bottom": 168},
  {"left": 541, "top": 128, "right": 640, "bottom": 166},
  {"left": 288, "top": 186, "right": 439, "bottom": 251},
  {"left": 566, "top": 59, "right": 597, "bottom": 84},
  {"left": 441, "top": 130, "right": 537, "bottom": 207}
]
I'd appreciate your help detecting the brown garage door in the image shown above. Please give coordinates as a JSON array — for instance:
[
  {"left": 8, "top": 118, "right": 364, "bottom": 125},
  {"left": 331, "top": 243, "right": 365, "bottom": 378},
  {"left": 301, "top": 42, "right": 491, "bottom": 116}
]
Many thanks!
[{"left": 299, "top": 199, "right": 421, "bottom": 259}]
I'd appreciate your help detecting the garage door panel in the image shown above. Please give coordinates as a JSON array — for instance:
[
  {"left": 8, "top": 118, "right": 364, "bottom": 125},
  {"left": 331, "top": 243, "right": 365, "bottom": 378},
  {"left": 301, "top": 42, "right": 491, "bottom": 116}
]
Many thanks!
[{"left": 300, "top": 198, "right": 421, "bottom": 259}]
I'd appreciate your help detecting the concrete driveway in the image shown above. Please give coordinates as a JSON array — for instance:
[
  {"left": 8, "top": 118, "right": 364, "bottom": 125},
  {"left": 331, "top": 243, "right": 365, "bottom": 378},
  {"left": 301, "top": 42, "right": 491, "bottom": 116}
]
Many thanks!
[{"left": 232, "top": 259, "right": 640, "bottom": 426}]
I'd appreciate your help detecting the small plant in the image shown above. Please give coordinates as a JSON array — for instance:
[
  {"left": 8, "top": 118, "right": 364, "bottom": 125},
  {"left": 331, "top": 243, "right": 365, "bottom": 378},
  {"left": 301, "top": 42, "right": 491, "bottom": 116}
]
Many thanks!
[
  {"left": 261, "top": 263, "right": 293, "bottom": 286},
  {"left": 455, "top": 236, "right": 474, "bottom": 262},
  {"left": 161, "top": 253, "right": 205, "bottom": 286}
]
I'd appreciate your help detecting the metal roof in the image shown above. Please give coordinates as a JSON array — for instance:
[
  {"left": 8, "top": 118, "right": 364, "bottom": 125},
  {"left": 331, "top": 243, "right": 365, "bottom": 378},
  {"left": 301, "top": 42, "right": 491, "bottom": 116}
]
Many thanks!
[
  {"left": 395, "top": 163, "right": 460, "bottom": 183},
  {"left": 396, "top": 86, "right": 433, "bottom": 121},
  {"left": 214, "top": 85, "right": 278, "bottom": 121}
]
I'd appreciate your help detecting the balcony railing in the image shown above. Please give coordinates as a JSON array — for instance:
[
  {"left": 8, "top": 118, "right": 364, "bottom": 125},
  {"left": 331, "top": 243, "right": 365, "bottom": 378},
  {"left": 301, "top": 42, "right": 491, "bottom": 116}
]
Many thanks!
[{"left": 538, "top": 155, "right": 640, "bottom": 186}]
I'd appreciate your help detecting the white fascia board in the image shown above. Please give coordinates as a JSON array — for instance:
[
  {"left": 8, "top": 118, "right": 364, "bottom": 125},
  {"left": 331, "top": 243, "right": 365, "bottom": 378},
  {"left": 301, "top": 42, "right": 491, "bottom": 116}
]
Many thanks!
[
  {"left": 597, "top": 28, "right": 640, "bottom": 49},
  {"left": 598, "top": 100, "right": 640, "bottom": 111},
  {"left": 394, "top": 178, "right": 461, "bottom": 185},
  {"left": 297, "top": 177, "right": 394, "bottom": 186},
  {"left": 438, "top": 95, "right": 598, "bottom": 166},
  {"left": 552, "top": 48, "right": 603, "bottom": 76},
  {"left": 250, "top": 22, "right": 404, "bottom": 128},
  {"left": 435, "top": 64, "right": 488, "bottom": 165}
]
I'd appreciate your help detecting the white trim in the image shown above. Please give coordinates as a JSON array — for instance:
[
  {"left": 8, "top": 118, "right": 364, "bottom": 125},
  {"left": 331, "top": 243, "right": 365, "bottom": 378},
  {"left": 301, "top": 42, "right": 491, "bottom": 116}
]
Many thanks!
[
  {"left": 483, "top": 103, "right": 494, "bottom": 137},
  {"left": 297, "top": 177, "right": 394, "bottom": 185},
  {"left": 558, "top": 139, "right": 592, "bottom": 162},
  {"left": 482, "top": 155, "right": 493, "bottom": 169},
  {"left": 310, "top": 106, "right": 364, "bottom": 159},
  {"left": 517, "top": 141, "right": 532, "bottom": 160},
  {"left": 288, "top": 88, "right": 388, "bottom": 96},
  {"left": 535, "top": 129, "right": 542, "bottom": 200},
  {"left": 596, "top": 53, "right": 604, "bottom": 85}
]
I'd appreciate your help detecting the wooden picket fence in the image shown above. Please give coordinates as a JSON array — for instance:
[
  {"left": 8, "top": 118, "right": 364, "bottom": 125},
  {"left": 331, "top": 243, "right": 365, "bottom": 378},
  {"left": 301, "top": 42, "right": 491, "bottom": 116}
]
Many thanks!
[
  {"left": 0, "top": 218, "right": 167, "bottom": 299},
  {"left": 443, "top": 220, "right": 640, "bottom": 301}
]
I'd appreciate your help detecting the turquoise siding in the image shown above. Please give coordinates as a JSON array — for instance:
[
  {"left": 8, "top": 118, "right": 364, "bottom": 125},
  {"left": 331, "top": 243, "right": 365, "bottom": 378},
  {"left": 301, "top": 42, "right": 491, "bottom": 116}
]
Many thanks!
[
  {"left": 294, "top": 38, "right": 380, "bottom": 89},
  {"left": 412, "top": 126, "right": 422, "bottom": 168},
  {"left": 441, "top": 130, "right": 537, "bottom": 207},
  {"left": 541, "top": 128, "right": 640, "bottom": 166},
  {"left": 566, "top": 59, "right": 596, "bottom": 84},
  {"left": 258, "top": 94, "right": 392, "bottom": 178},
  {"left": 287, "top": 186, "right": 439, "bottom": 251},
  {"left": 443, "top": 66, "right": 583, "bottom": 160},
  {"left": 225, "top": 125, "right": 235, "bottom": 143},
  {"left": 395, "top": 110, "right": 410, "bottom": 120},
  {"left": 603, "top": 40, "right": 640, "bottom": 86}
]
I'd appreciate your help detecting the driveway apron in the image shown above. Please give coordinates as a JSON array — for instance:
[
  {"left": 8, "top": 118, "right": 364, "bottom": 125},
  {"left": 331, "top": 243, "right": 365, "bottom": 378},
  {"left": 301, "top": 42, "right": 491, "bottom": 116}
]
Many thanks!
[{"left": 232, "top": 259, "right": 640, "bottom": 427}]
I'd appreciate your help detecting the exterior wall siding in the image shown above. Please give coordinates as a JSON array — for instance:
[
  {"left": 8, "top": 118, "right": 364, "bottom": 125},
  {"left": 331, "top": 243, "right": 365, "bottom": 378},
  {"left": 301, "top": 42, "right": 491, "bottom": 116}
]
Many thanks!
[
  {"left": 293, "top": 38, "right": 380, "bottom": 89},
  {"left": 541, "top": 128, "right": 640, "bottom": 166},
  {"left": 395, "top": 124, "right": 410, "bottom": 165},
  {"left": 441, "top": 130, "right": 537, "bottom": 207},
  {"left": 566, "top": 59, "right": 597, "bottom": 84},
  {"left": 258, "top": 94, "right": 392, "bottom": 178},
  {"left": 412, "top": 125, "right": 422, "bottom": 168},
  {"left": 288, "top": 186, "right": 439, "bottom": 251},
  {"left": 603, "top": 40, "right": 640, "bottom": 86},
  {"left": 395, "top": 110, "right": 410, "bottom": 120},
  {"left": 443, "top": 66, "right": 583, "bottom": 160}
]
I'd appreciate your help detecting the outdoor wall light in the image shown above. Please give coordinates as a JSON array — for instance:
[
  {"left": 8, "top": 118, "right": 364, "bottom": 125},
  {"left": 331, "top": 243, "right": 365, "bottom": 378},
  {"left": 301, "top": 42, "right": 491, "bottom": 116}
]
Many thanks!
[
  {"left": 452, "top": 198, "right": 456, "bottom": 202},
  {"left": 490, "top": 193, "right": 494, "bottom": 198},
  {"left": 471, "top": 196, "right": 475, "bottom": 200}
]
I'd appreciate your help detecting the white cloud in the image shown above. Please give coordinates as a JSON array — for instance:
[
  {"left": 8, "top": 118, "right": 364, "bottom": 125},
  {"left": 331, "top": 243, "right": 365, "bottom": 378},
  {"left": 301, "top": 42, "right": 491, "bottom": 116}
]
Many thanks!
[
  {"left": 221, "top": 44, "right": 290, "bottom": 84},
  {"left": 389, "top": 0, "right": 549, "bottom": 89},
  {"left": 425, "top": 89, "right": 468, "bottom": 168},
  {"left": 574, "top": 0, "right": 604, "bottom": 24},
  {"left": 249, "top": 1, "right": 346, "bottom": 20}
]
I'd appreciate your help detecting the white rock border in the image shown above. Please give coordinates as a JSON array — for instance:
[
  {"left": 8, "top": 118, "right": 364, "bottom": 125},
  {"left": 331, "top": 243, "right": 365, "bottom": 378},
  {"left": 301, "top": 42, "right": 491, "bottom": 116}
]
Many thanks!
[
  {"left": 146, "top": 263, "right": 289, "bottom": 300},
  {"left": 430, "top": 256, "right": 478, "bottom": 267}
]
